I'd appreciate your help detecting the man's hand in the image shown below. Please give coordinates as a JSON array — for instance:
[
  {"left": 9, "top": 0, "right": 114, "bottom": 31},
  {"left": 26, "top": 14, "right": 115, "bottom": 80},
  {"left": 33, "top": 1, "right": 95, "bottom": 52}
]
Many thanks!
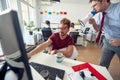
[
  {"left": 89, "top": 18, "right": 99, "bottom": 32},
  {"left": 89, "top": 18, "right": 96, "bottom": 25},
  {"left": 109, "top": 38, "right": 120, "bottom": 47},
  {"left": 49, "top": 50, "right": 57, "bottom": 54}
]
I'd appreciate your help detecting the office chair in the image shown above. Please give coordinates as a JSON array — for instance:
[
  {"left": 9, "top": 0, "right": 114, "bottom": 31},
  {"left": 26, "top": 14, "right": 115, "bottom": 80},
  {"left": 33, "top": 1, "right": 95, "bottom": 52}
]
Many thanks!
[
  {"left": 80, "top": 27, "right": 90, "bottom": 40},
  {"left": 83, "top": 27, "right": 90, "bottom": 41},
  {"left": 69, "top": 32, "right": 79, "bottom": 45},
  {"left": 41, "top": 30, "right": 52, "bottom": 41},
  {"left": 78, "top": 27, "right": 90, "bottom": 46},
  {"left": 82, "top": 27, "right": 90, "bottom": 34}
]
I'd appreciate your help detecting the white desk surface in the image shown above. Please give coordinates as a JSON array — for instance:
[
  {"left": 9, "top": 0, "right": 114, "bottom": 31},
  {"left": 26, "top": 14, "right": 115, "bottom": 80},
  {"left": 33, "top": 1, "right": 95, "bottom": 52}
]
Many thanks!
[{"left": 29, "top": 52, "right": 113, "bottom": 80}]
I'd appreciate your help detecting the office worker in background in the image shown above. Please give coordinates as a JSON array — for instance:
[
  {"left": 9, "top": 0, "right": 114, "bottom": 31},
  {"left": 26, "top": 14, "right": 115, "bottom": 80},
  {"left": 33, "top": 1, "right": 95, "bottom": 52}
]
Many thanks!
[
  {"left": 89, "top": 0, "right": 120, "bottom": 69},
  {"left": 28, "top": 18, "right": 78, "bottom": 59},
  {"left": 42, "top": 20, "right": 52, "bottom": 41},
  {"left": 42, "top": 20, "right": 51, "bottom": 31},
  {"left": 68, "top": 23, "right": 79, "bottom": 44},
  {"left": 69, "top": 23, "right": 76, "bottom": 32}
]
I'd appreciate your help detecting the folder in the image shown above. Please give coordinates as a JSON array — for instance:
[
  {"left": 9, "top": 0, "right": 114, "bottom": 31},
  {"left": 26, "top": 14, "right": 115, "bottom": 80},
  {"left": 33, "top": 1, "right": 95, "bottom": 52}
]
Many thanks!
[{"left": 72, "top": 63, "right": 107, "bottom": 80}]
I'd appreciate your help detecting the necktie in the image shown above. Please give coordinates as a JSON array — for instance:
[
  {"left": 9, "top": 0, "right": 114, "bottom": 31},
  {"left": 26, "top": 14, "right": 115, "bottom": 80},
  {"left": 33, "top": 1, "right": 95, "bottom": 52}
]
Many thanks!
[{"left": 96, "top": 12, "right": 106, "bottom": 43}]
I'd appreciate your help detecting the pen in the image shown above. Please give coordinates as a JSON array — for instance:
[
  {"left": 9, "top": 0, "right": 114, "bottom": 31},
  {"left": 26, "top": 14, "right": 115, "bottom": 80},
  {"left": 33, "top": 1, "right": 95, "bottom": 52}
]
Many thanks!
[{"left": 79, "top": 71, "right": 85, "bottom": 80}]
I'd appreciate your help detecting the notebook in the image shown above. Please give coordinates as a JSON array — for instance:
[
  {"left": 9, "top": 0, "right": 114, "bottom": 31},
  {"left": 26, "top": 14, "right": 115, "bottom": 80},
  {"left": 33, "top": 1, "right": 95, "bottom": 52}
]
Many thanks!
[
  {"left": 72, "top": 62, "right": 107, "bottom": 80},
  {"left": 30, "top": 62, "right": 65, "bottom": 80}
]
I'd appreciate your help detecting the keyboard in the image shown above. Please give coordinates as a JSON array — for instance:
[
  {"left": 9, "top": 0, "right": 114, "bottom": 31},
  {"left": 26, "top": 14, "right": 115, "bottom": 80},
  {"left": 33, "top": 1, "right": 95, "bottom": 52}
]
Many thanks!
[{"left": 30, "top": 62, "right": 65, "bottom": 80}]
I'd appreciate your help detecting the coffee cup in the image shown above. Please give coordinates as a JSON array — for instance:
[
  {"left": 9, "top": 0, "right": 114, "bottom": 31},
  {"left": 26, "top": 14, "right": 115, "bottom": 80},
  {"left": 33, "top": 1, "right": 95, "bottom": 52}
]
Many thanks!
[{"left": 56, "top": 53, "right": 64, "bottom": 63}]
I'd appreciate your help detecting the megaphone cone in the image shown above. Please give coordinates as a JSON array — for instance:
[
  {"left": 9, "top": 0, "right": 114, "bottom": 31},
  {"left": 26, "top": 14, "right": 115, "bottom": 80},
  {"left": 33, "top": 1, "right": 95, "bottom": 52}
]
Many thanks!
[
  {"left": 78, "top": 19, "right": 87, "bottom": 27},
  {"left": 78, "top": 10, "right": 96, "bottom": 27}
]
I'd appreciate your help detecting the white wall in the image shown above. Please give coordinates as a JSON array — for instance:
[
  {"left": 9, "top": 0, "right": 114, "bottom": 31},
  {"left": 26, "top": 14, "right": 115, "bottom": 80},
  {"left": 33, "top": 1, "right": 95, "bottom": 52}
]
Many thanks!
[
  {"left": 35, "top": 0, "right": 41, "bottom": 28},
  {"left": 38, "top": 2, "right": 97, "bottom": 31},
  {"left": 37, "top": 0, "right": 120, "bottom": 30},
  {"left": 39, "top": 3, "right": 93, "bottom": 23}
]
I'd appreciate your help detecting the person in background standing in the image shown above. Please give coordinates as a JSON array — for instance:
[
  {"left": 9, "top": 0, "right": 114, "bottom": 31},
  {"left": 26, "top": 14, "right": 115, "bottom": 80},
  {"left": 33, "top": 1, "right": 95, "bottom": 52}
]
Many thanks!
[{"left": 89, "top": 0, "right": 120, "bottom": 69}]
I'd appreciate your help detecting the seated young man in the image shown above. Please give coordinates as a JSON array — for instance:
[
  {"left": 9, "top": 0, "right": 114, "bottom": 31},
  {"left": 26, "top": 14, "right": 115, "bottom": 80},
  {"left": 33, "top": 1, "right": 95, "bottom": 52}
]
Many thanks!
[{"left": 28, "top": 18, "right": 78, "bottom": 59}]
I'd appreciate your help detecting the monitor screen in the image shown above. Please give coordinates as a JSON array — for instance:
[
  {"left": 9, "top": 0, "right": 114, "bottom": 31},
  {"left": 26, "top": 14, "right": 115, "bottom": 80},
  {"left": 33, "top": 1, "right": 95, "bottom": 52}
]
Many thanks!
[{"left": 0, "top": 9, "right": 33, "bottom": 80}]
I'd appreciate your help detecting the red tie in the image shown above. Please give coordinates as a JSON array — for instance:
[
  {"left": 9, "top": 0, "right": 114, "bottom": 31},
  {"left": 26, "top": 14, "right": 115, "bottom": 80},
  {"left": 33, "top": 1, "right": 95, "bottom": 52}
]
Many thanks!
[{"left": 96, "top": 12, "right": 106, "bottom": 43}]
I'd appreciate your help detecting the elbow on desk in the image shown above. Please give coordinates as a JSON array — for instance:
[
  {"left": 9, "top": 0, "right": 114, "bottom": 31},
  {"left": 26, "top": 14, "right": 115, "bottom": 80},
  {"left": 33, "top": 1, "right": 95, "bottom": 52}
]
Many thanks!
[{"left": 64, "top": 52, "right": 73, "bottom": 58}]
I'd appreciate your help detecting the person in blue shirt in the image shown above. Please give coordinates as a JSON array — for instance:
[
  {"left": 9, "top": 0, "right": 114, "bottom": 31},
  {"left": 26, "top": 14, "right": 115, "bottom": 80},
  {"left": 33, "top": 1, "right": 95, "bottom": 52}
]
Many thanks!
[
  {"left": 41, "top": 20, "right": 52, "bottom": 41},
  {"left": 42, "top": 20, "right": 51, "bottom": 31},
  {"left": 89, "top": 0, "right": 120, "bottom": 69}
]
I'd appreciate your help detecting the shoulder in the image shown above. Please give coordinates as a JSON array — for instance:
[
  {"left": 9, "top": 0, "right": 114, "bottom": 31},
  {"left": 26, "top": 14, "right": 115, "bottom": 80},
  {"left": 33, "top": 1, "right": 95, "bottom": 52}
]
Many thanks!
[
  {"left": 66, "top": 35, "right": 74, "bottom": 44},
  {"left": 50, "top": 32, "right": 59, "bottom": 38},
  {"left": 42, "top": 27, "right": 51, "bottom": 30},
  {"left": 112, "top": 2, "right": 120, "bottom": 7},
  {"left": 110, "top": 2, "right": 120, "bottom": 10},
  {"left": 67, "top": 35, "right": 73, "bottom": 40},
  {"left": 53, "top": 32, "right": 59, "bottom": 36},
  {"left": 111, "top": 2, "right": 120, "bottom": 14}
]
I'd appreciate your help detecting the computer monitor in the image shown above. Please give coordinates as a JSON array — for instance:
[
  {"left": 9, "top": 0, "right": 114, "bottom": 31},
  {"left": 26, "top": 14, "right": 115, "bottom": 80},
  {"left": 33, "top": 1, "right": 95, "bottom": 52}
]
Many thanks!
[{"left": 0, "top": 9, "right": 33, "bottom": 80}]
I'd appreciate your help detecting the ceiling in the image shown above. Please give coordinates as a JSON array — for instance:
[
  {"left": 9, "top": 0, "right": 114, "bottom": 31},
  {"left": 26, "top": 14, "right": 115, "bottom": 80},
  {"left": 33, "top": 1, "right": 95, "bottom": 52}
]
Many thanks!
[
  {"left": 40, "top": 0, "right": 89, "bottom": 5},
  {"left": 61, "top": 0, "right": 120, "bottom": 3},
  {"left": 61, "top": 0, "right": 89, "bottom": 4},
  {"left": 40, "top": 0, "right": 120, "bottom": 5}
]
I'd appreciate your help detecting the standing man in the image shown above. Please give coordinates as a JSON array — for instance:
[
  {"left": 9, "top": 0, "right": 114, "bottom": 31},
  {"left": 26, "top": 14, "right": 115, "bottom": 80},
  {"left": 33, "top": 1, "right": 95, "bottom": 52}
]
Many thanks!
[
  {"left": 89, "top": 0, "right": 120, "bottom": 69},
  {"left": 28, "top": 18, "right": 78, "bottom": 59}
]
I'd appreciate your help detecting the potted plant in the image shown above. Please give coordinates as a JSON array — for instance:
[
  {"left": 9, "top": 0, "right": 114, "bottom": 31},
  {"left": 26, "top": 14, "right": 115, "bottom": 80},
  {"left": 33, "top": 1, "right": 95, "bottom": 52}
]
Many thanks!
[
  {"left": 24, "top": 21, "right": 35, "bottom": 35},
  {"left": 33, "top": 26, "right": 41, "bottom": 32}
]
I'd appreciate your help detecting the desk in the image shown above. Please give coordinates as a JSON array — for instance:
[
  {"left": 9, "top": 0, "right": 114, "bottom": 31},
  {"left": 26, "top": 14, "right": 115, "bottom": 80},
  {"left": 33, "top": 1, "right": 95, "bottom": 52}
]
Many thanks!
[{"left": 30, "top": 53, "right": 113, "bottom": 80}]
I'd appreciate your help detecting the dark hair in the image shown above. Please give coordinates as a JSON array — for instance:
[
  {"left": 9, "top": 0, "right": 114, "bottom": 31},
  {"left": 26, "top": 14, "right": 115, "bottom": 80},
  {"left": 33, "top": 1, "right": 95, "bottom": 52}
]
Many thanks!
[
  {"left": 70, "top": 23, "right": 75, "bottom": 28},
  {"left": 89, "top": 0, "right": 110, "bottom": 3},
  {"left": 45, "top": 20, "right": 50, "bottom": 25},
  {"left": 60, "top": 18, "right": 71, "bottom": 29}
]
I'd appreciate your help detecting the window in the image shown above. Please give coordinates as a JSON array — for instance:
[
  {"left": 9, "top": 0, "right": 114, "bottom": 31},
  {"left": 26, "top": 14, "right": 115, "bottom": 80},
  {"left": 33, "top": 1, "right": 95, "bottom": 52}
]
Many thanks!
[
  {"left": 18, "top": 0, "right": 35, "bottom": 32},
  {"left": 28, "top": 0, "right": 34, "bottom": 6},
  {"left": 0, "top": 0, "right": 10, "bottom": 12},
  {"left": 0, "top": 41, "right": 3, "bottom": 56},
  {"left": 20, "top": 2, "right": 29, "bottom": 30}
]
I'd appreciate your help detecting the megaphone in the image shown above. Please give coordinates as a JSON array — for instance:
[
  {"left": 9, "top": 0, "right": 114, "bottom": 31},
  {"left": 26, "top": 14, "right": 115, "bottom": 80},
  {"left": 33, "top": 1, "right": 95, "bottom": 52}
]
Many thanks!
[{"left": 78, "top": 10, "right": 97, "bottom": 27}]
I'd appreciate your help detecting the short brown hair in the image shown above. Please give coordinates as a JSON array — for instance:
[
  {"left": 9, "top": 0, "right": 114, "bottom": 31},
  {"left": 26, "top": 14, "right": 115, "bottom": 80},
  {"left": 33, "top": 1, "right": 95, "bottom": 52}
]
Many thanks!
[{"left": 60, "top": 18, "right": 71, "bottom": 29}]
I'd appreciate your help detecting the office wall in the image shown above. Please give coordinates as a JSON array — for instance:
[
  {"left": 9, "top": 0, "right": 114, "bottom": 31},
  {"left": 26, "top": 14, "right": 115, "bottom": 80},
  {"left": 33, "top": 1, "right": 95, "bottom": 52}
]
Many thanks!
[
  {"left": 38, "top": 3, "right": 93, "bottom": 30},
  {"left": 40, "top": 3, "right": 92, "bottom": 23},
  {"left": 37, "top": 0, "right": 120, "bottom": 30}
]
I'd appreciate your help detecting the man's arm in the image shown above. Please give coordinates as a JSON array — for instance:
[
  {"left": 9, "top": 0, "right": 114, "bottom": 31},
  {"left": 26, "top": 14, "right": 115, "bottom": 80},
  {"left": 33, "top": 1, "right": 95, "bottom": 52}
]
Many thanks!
[
  {"left": 89, "top": 18, "right": 99, "bottom": 32},
  {"left": 56, "top": 45, "right": 74, "bottom": 58},
  {"left": 27, "top": 38, "right": 52, "bottom": 57}
]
